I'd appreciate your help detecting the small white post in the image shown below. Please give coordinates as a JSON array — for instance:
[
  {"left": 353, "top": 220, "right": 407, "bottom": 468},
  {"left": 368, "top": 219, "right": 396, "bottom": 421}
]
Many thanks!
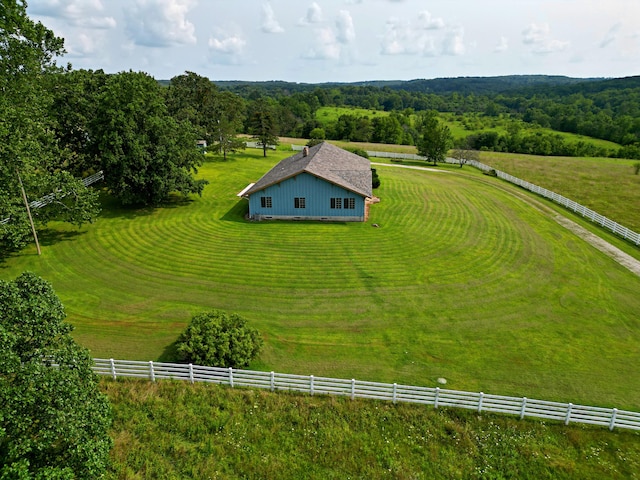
[
  {"left": 609, "top": 408, "right": 618, "bottom": 431},
  {"left": 149, "top": 361, "right": 155, "bottom": 382},
  {"left": 478, "top": 392, "right": 484, "bottom": 413},
  {"left": 310, "top": 375, "right": 315, "bottom": 396},
  {"left": 188, "top": 364, "right": 194, "bottom": 384},
  {"left": 565, "top": 403, "right": 573, "bottom": 425},
  {"left": 229, "top": 367, "right": 234, "bottom": 388},
  {"left": 110, "top": 358, "right": 116, "bottom": 380},
  {"left": 392, "top": 383, "right": 397, "bottom": 404},
  {"left": 351, "top": 379, "right": 356, "bottom": 400},
  {"left": 270, "top": 371, "right": 275, "bottom": 392},
  {"left": 434, "top": 387, "right": 440, "bottom": 408},
  {"left": 520, "top": 397, "right": 527, "bottom": 419}
]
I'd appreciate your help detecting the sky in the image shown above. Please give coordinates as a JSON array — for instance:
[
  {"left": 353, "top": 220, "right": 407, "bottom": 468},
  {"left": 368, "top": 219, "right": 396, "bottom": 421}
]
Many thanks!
[{"left": 27, "top": 0, "right": 640, "bottom": 83}]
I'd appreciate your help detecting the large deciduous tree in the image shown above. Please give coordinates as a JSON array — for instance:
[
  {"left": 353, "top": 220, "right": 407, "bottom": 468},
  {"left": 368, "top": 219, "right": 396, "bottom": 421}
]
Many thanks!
[
  {"left": 0, "top": 1, "right": 100, "bottom": 253},
  {"left": 166, "top": 72, "right": 246, "bottom": 161},
  {"left": 417, "top": 112, "right": 453, "bottom": 165},
  {"left": 0, "top": 272, "right": 112, "bottom": 478},
  {"left": 93, "top": 71, "right": 208, "bottom": 206}
]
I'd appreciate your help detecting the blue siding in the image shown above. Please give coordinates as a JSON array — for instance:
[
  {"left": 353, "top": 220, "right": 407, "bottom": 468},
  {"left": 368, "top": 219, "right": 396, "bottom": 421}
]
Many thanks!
[{"left": 248, "top": 173, "right": 366, "bottom": 221}]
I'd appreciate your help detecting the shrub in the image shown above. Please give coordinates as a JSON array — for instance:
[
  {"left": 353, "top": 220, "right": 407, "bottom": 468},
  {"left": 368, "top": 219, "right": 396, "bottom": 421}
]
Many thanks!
[
  {"left": 371, "top": 168, "right": 381, "bottom": 189},
  {"left": 175, "top": 310, "right": 263, "bottom": 368},
  {"left": 347, "top": 147, "right": 369, "bottom": 159}
]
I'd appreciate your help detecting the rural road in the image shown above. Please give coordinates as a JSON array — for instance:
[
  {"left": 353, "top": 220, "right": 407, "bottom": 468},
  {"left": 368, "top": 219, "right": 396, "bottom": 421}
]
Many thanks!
[{"left": 372, "top": 162, "right": 640, "bottom": 278}]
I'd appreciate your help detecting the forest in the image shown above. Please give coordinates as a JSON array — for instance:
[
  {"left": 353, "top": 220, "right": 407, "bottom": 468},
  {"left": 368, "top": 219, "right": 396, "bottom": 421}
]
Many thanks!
[{"left": 216, "top": 75, "right": 640, "bottom": 159}]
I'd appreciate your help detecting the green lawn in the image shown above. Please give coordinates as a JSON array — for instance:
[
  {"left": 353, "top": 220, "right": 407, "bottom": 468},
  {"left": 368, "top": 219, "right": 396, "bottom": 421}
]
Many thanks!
[{"left": 2, "top": 150, "right": 640, "bottom": 410}]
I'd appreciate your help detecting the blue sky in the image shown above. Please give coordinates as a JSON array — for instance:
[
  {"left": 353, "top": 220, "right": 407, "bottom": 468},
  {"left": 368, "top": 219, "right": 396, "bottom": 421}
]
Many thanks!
[{"left": 27, "top": 0, "right": 640, "bottom": 83}]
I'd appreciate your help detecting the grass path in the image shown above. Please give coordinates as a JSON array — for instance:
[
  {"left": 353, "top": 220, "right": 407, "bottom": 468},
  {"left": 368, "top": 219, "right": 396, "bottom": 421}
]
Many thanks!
[{"left": 2, "top": 150, "right": 640, "bottom": 409}]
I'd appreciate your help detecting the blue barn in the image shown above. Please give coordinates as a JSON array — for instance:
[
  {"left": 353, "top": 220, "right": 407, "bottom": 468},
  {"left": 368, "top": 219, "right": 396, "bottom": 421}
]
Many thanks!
[{"left": 239, "top": 142, "right": 374, "bottom": 222}]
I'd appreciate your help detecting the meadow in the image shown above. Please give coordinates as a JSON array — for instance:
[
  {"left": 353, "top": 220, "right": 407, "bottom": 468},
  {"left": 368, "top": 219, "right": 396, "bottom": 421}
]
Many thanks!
[
  {"left": 2, "top": 149, "right": 640, "bottom": 411},
  {"left": 103, "top": 379, "right": 640, "bottom": 479}
]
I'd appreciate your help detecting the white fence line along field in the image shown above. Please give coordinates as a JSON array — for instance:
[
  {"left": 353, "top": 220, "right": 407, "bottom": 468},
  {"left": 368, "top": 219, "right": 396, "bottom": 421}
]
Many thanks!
[
  {"left": 0, "top": 171, "right": 104, "bottom": 226},
  {"left": 94, "top": 359, "right": 640, "bottom": 432},
  {"left": 355, "top": 148, "right": 640, "bottom": 246}
]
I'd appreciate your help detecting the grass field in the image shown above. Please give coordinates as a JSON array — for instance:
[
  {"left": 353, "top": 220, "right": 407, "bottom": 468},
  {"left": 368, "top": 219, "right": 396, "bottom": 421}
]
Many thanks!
[
  {"left": 479, "top": 152, "right": 640, "bottom": 233},
  {"left": 103, "top": 379, "right": 640, "bottom": 479},
  {"left": 315, "top": 106, "right": 389, "bottom": 126},
  {"left": 2, "top": 149, "right": 640, "bottom": 410}
]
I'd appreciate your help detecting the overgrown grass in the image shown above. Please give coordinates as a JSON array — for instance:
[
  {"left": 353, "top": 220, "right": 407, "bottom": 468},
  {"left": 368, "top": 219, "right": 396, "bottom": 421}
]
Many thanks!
[
  {"left": 103, "top": 379, "right": 640, "bottom": 479},
  {"left": 479, "top": 151, "right": 640, "bottom": 232},
  {"left": 2, "top": 149, "right": 640, "bottom": 410}
]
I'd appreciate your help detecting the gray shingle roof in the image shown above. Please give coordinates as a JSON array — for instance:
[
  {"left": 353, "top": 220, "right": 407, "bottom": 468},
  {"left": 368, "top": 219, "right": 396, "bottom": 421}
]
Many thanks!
[{"left": 243, "top": 142, "right": 373, "bottom": 198}]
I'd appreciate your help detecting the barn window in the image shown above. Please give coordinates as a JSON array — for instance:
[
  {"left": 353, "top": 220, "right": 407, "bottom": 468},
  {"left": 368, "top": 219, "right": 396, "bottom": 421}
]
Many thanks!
[
  {"left": 294, "top": 197, "right": 306, "bottom": 209},
  {"left": 261, "top": 196, "right": 272, "bottom": 208},
  {"left": 330, "top": 198, "right": 342, "bottom": 209},
  {"left": 344, "top": 198, "right": 355, "bottom": 209}
]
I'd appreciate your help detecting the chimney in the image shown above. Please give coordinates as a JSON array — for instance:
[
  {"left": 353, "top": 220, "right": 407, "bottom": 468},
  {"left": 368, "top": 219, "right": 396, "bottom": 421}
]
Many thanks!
[{"left": 302, "top": 146, "right": 309, "bottom": 157}]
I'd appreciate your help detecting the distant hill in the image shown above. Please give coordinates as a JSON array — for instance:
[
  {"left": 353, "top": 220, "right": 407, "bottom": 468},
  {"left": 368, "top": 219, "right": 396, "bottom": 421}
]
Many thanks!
[
  {"left": 158, "top": 75, "right": 640, "bottom": 98},
  {"left": 206, "top": 75, "right": 607, "bottom": 96}
]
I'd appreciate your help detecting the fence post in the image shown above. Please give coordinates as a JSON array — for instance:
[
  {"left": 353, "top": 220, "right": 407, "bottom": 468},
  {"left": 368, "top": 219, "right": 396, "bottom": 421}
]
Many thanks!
[
  {"left": 149, "top": 361, "right": 155, "bottom": 382},
  {"left": 188, "top": 363, "right": 194, "bottom": 384},
  {"left": 434, "top": 387, "right": 440, "bottom": 408},
  {"left": 520, "top": 397, "right": 527, "bottom": 419},
  {"left": 110, "top": 358, "right": 116, "bottom": 380},
  {"left": 351, "top": 379, "right": 356, "bottom": 400},
  {"left": 229, "top": 367, "right": 234, "bottom": 388},
  {"left": 310, "top": 375, "right": 315, "bottom": 396},
  {"left": 478, "top": 392, "right": 484, "bottom": 413},
  {"left": 565, "top": 403, "right": 573, "bottom": 425},
  {"left": 392, "top": 383, "right": 397, "bottom": 404},
  {"left": 270, "top": 371, "right": 275, "bottom": 392},
  {"left": 609, "top": 408, "right": 618, "bottom": 431}
]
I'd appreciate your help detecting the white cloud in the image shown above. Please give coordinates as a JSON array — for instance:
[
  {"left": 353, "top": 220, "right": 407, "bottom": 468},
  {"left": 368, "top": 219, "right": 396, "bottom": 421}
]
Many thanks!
[
  {"left": 208, "top": 25, "right": 247, "bottom": 65},
  {"left": 28, "top": 0, "right": 116, "bottom": 29},
  {"left": 298, "top": 2, "right": 323, "bottom": 26},
  {"left": 417, "top": 11, "right": 445, "bottom": 30},
  {"left": 125, "top": 0, "right": 197, "bottom": 48},
  {"left": 261, "top": 3, "right": 284, "bottom": 34},
  {"left": 336, "top": 10, "right": 356, "bottom": 44},
  {"left": 380, "top": 11, "right": 447, "bottom": 57},
  {"left": 522, "top": 23, "right": 569, "bottom": 54},
  {"left": 443, "top": 26, "right": 465, "bottom": 56},
  {"left": 303, "top": 10, "right": 356, "bottom": 62},
  {"left": 494, "top": 36, "right": 508, "bottom": 53}
]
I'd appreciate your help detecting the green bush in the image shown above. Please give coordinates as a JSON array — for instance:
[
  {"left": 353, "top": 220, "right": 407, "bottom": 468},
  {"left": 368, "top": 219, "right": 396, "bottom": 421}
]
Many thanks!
[
  {"left": 347, "top": 147, "right": 369, "bottom": 159},
  {"left": 371, "top": 168, "right": 381, "bottom": 189},
  {"left": 175, "top": 310, "right": 263, "bottom": 368}
]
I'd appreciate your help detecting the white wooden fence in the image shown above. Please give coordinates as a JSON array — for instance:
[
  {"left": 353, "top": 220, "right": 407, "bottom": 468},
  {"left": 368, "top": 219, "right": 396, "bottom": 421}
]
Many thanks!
[
  {"left": 93, "top": 358, "right": 640, "bottom": 432},
  {"left": 355, "top": 148, "right": 640, "bottom": 246}
]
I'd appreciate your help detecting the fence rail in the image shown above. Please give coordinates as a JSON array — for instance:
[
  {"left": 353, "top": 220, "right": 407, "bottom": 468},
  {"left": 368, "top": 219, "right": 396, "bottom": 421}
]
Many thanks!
[
  {"left": 94, "top": 358, "right": 640, "bottom": 432},
  {"left": 1, "top": 171, "right": 104, "bottom": 226}
]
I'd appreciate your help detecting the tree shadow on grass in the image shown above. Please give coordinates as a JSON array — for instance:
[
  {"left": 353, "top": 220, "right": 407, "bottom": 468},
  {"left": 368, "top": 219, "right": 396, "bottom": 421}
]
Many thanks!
[
  {"left": 98, "top": 193, "right": 193, "bottom": 220},
  {"left": 0, "top": 228, "right": 87, "bottom": 267},
  {"left": 38, "top": 228, "right": 87, "bottom": 247},
  {"left": 157, "top": 340, "right": 180, "bottom": 363}
]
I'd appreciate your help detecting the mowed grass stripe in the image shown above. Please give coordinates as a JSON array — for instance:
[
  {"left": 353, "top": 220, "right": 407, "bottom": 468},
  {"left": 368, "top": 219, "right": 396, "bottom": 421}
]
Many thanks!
[{"left": 2, "top": 153, "right": 640, "bottom": 409}]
